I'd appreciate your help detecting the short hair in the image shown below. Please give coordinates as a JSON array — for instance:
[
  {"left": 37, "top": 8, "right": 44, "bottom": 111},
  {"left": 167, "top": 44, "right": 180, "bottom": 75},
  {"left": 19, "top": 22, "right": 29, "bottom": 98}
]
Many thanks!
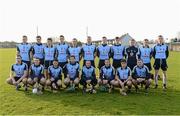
[
  {"left": 36, "top": 36, "right": 41, "bottom": 39},
  {"left": 47, "top": 38, "right": 52, "bottom": 41},
  {"left": 102, "top": 36, "right": 107, "bottom": 39},
  {"left": 33, "top": 57, "right": 40, "bottom": 60},
  {"left": 22, "top": 35, "right": 27, "bottom": 38},
  {"left": 70, "top": 55, "right": 75, "bottom": 59},
  {"left": 73, "top": 38, "right": 77, "bottom": 41},
  {"left": 60, "top": 35, "right": 64, "bottom": 38},
  {"left": 158, "top": 35, "right": 163, "bottom": 38},
  {"left": 87, "top": 36, "right": 91, "bottom": 39},
  {"left": 130, "top": 39, "right": 135, "bottom": 41},
  {"left": 144, "top": 39, "right": 149, "bottom": 41},
  {"left": 121, "top": 59, "right": 127, "bottom": 63},
  {"left": 53, "top": 58, "right": 58, "bottom": 62},
  {"left": 16, "top": 55, "right": 22, "bottom": 59},
  {"left": 137, "top": 59, "right": 143, "bottom": 62},
  {"left": 115, "top": 37, "right": 120, "bottom": 40}
]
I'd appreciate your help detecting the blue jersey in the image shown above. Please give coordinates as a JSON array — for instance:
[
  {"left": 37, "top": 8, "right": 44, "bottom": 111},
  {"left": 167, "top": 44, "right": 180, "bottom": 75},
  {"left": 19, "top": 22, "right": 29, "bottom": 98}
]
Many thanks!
[
  {"left": 11, "top": 63, "right": 28, "bottom": 77},
  {"left": 56, "top": 43, "right": 69, "bottom": 62},
  {"left": 32, "top": 43, "right": 44, "bottom": 59},
  {"left": 17, "top": 43, "right": 32, "bottom": 61},
  {"left": 82, "top": 66, "right": 96, "bottom": 79},
  {"left": 133, "top": 65, "right": 149, "bottom": 78},
  {"left": 138, "top": 46, "right": 152, "bottom": 63},
  {"left": 68, "top": 46, "right": 81, "bottom": 62},
  {"left": 48, "top": 65, "right": 62, "bottom": 79},
  {"left": 153, "top": 44, "right": 169, "bottom": 59},
  {"left": 97, "top": 44, "right": 111, "bottom": 60},
  {"left": 82, "top": 44, "right": 96, "bottom": 61},
  {"left": 64, "top": 62, "right": 80, "bottom": 79},
  {"left": 30, "top": 64, "right": 44, "bottom": 77},
  {"left": 100, "top": 65, "right": 115, "bottom": 79},
  {"left": 116, "top": 66, "right": 131, "bottom": 80},
  {"left": 111, "top": 44, "right": 125, "bottom": 60},
  {"left": 44, "top": 45, "right": 56, "bottom": 61}
]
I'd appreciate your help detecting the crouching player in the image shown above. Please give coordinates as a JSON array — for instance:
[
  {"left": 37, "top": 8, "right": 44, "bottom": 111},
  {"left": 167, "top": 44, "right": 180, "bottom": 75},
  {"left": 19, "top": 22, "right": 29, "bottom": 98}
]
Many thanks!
[
  {"left": 28, "top": 58, "right": 45, "bottom": 93},
  {"left": 80, "top": 60, "right": 97, "bottom": 94},
  {"left": 132, "top": 59, "right": 153, "bottom": 93},
  {"left": 6, "top": 55, "right": 28, "bottom": 91},
  {"left": 63, "top": 55, "right": 80, "bottom": 91},
  {"left": 98, "top": 59, "right": 118, "bottom": 93},
  {"left": 46, "top": 59, "right": 63, "bottom": 92},
  {"left": 116, "top": 59, "right": 132, "bottom": 96}
]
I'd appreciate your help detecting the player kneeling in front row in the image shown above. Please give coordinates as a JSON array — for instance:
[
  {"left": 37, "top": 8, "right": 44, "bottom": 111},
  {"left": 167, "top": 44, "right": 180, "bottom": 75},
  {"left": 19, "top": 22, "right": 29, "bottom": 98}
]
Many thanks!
[
  {"left": 132, "top": 59, "right": 153, "bottom": 93},
  {"left": 63, "top": 55, "right": 80, "bottom": 92},
  {"left": 98, "top": 59, "right": 118, "bottom": 93},
  {"left": 116, "top": 59, "right": 132, "bottom": 96},
  {"left": 46, "top": 59, "right": 63, "bottom": 93},
  {"left": 6, "top": 55, "right": 28, "bottom": 91},
  {"left": 28, "top": 58, "right": 46, "bottom": 94},
  {"left": 80, "top": 60, "right": 97, "bottom": 94}
]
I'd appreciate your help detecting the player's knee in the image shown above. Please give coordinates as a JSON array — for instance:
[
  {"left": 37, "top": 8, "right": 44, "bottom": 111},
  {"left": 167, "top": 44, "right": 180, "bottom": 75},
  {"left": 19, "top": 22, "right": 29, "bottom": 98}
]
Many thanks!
[
  {"left": 57, "top": 80, "right": 62, "bottom": 86},
  {"left": 40, "top": 78, "right": 46, "bottom": 85},
  {"left": 6, "top": 78, "right": 12, "bottom": 85},
  {"left": 27, "top": 78, "right": 33, "bottom": 85},
  {"left": 33, "top": 77, "right": 38, "bottom": 82},
  {"left": 64, "top": 78, "right": 70, "bottom": 85},
  {"left": 74, "top": 78, "right": 79, "bottom": 85},
  {"left": 22, "top": 78, "right": 27, "bottom": 84},
  {"left": 114, "top": 81, "right": 119, "bottom": 86},
  {"left": 86, "top": 80, "right": 91, "bottom": 84},
  {"left": 46, "top": 80, "right": 51, "bottom": 86},
  {"left": 98, "top": 79, "right": 102, "bottom": 84},
  {"left": 127, "top": 81, "right": 132, "bottom": 86},
  {"left": 102, "top": 80, "right": 108, "bottom": 84}
]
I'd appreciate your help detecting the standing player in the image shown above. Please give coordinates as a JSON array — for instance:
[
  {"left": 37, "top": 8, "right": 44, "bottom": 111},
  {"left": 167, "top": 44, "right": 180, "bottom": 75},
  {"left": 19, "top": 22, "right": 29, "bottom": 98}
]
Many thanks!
[
  {"left": 46, "top": 59, "right": 63, "bottom": 92},
  {"left": 68, "top": 38, "right": 82, "bottom": 63},
  {"left": 63, "top": 55, "right": 80, "bottom": 91},
  {"left": 138, "top": 39, "right": 153, "bottom": 71},
  {"left": 153, "top": 35, "right": 169, "bottom": 90},
  {"left": 125, "top": 39, "right": 139, "bottom": 70},
  {"left": 56, "top": 35, "right": 69, "bottom": 68},
  {"left": 116, "top": 59, "right": 132, "bottom": 96},
  {"left": 81, "top": 36, "right": 96, "bottom": 67},
  {"left": 43, "top": 38, "right": 56, "bottom": 79},
  {"left": 28, "top": 58, "right": 45, "bottom": 93},
  {"left": 111, "top": 37, "right": 125, "bottom": 69},
  {"left": 98, "top": 59, "right": 117, "bottom": 93},
  {"left": 97, "top": 36, "right": 111, "bottom": 69},
  {"left": 6, "top": 55, "right": 28, "bottom": 91},
  {"left": 32, "top": 36, "right": 44, "bottom": 65},
  {"left": 80, "top": 60, "right": 97, "bottom": 94},
  {"left": 17, "top": 35, "right": 32, "bottom": 68},
  {"left": 132, "top": 59, "right": 152, "bottom": 93}
]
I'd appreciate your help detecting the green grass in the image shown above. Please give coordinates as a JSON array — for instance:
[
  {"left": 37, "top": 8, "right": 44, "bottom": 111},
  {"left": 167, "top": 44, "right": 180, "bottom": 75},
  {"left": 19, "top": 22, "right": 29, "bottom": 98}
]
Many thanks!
[{"left": 0, "top": 48, "right": 180, "bottom": 115}]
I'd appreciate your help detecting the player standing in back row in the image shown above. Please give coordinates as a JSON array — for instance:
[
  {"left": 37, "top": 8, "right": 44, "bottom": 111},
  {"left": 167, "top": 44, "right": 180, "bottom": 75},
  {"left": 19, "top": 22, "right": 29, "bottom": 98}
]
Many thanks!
[
  {"left": 125, "top": 39, "right": 139, "bottom": 70},
  {"left": 153, "top": 35, "right": 169, "bottom": 90}
]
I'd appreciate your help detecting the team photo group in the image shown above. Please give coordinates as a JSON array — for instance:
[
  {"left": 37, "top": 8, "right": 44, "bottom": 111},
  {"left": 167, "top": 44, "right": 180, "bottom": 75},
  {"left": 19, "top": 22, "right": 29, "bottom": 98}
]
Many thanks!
[{"left": 6, "top": 35, "right": 169, "bottom": 96}]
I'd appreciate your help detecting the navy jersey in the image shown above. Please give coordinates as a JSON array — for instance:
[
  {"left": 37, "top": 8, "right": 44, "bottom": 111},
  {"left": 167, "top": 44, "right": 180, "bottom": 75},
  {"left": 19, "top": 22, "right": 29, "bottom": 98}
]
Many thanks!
[
  {"left": 17, "top": 43, "right": 32, "bottom": 61},
  {"left": 68, "top": 46, "right": 81, "bottom": 62},
  {"left": 111, "top": 44, "right": 125, "bottom": 60},
  {"left": 56, "top": 43, "right": 69, "bottom": 62},
  {"left": 153, "top": 44, "right": 169, "bottom": 59},
  {"left": 133, "top": 65, "right": 149, "bottom": 78},
  {"left": 125, "top": 46, "right": 139, "bottom": 63},
  {"left": 97, "top": 44, "right": 111, "bottom": 60},
  {"left": 100, "top": 65, "right": 115, "bottom": 79},
  {"left": 82, "top": 44, "right": 96, "bottom": 61},
  {"left": 48, "top": 65, "right": 62, "bottom": 79},
  {"left": 64, "top": 62, "right": 80, "bottom": 79},
  {"left": 11, "top": 63, "right": 28, "bottom": 77},
  {"left": 82, "top": 66, "right": 96, "bottom": 79},
  {"left": 44, "top": 45, "right": 56, "bottom": 61},
  {"left": 116, "top": 66, "right": 131, "bottom": 80},
  {"left": 138, "top": 46, "right": 152, "bottom": 63},
  {"left": 30, "top": 64, "right": 44, "bottom": 77},
  {"left": 32, "top": 43, "right": 44, "bottom": 59}
]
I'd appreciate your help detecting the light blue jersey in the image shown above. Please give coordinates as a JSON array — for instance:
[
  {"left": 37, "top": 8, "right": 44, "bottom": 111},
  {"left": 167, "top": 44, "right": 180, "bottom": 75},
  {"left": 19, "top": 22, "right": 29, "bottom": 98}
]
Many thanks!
[
  {"left": 44, "top": 45, "right": 56, "bottom": 61},
  {"left": 11, "top": 63, "right": 28, "bottom": 77},
  {"left": 17, "top": 43, "right": 32, "bottom": 61},
  {"left": 82, "top": 44, "right": 96, "bottom": 61},
  {"left": 56, "top": 43, "right": 69, "bottom": 62}
]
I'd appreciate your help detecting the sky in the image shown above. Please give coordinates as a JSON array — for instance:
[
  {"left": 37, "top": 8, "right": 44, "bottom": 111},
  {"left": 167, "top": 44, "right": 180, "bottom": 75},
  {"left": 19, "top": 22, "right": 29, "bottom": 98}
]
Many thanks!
[{"left": 0, "top": 0, "right": 180, "bottom": 43}]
